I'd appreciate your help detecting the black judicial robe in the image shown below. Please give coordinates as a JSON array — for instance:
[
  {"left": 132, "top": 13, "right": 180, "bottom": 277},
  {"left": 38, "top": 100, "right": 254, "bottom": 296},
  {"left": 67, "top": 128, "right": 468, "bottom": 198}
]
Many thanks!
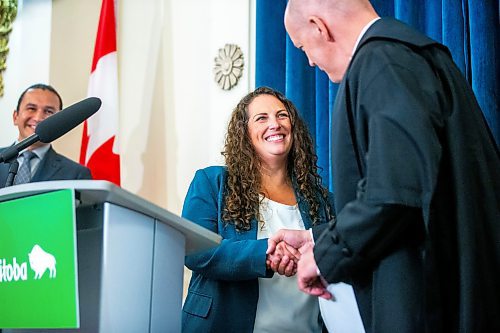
[{"left": 313, "top": 18, "right": 500, "bottom": 333}]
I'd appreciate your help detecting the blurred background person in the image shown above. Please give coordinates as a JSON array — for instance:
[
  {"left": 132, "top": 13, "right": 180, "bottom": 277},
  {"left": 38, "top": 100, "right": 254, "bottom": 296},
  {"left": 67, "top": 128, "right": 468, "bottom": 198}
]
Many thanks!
[{"left": 0, "top": 83, "right": 91, "bottom": 188}]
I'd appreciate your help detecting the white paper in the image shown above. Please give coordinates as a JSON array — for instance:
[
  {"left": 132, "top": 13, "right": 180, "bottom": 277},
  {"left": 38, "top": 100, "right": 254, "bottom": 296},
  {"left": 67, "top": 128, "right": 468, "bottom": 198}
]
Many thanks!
[{"left": 318, "top": 282, "right": 366, "bottom": 333}]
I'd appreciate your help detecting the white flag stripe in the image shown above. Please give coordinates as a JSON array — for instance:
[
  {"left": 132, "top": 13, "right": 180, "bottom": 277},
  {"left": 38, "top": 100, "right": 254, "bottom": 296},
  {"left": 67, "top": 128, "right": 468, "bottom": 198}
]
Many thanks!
[{"left": 86, "top": 51, "right": 119, "bottom": 163}]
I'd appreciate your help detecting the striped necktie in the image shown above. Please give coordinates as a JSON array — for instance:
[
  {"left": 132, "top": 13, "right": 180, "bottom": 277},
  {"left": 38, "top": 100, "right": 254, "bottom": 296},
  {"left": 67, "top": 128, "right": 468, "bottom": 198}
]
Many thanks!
[{"left": 14, "top": 150, "right": 37, "bottom": 185}]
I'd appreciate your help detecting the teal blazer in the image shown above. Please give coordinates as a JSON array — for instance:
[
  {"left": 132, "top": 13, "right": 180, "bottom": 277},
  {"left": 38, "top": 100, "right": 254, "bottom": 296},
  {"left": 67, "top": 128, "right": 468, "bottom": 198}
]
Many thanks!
[{"left": 182, "top": 166, "right": 334, "bottom": 332}]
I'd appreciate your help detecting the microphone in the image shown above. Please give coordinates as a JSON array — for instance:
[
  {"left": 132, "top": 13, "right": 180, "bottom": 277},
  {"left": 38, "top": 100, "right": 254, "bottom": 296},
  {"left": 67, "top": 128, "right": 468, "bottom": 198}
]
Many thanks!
[
  {"left": 0, "top": 97, "right": 102, "bottom": 163},
  {"left": 36, "top": 97, "right": 101, "bottom": 143}
]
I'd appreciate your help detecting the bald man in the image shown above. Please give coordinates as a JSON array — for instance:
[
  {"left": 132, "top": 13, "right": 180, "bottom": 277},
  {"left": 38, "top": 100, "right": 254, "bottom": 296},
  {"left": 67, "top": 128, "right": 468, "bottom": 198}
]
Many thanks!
[{"left": 268, "top": 0, "right": 500, "bottom": 332}]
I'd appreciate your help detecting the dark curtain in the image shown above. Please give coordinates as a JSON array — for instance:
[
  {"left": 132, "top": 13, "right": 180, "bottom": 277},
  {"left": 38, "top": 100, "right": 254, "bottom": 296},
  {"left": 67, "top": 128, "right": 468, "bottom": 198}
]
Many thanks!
[{"left": 256, "top": 0, "right": 499, "bottom": 190}]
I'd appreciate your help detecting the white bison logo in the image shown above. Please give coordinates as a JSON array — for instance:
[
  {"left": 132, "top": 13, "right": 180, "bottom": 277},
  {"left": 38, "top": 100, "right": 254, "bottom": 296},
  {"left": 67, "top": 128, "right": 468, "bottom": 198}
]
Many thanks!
[{"left": 28, "top": 245, "right": 57, "bottom": 279}]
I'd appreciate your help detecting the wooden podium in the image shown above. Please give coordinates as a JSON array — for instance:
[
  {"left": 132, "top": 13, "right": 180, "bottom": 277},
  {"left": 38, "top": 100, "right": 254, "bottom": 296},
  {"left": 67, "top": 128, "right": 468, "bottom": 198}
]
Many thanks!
[{"left": 0, "top": 180, "right": 221, "bottom": 333}]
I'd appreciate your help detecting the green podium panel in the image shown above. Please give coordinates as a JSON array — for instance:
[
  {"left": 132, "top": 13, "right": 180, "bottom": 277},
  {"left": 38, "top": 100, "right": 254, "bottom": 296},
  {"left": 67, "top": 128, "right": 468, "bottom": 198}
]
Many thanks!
[{"left": 0, "top": 190, "right": 79, "bottom": 329}]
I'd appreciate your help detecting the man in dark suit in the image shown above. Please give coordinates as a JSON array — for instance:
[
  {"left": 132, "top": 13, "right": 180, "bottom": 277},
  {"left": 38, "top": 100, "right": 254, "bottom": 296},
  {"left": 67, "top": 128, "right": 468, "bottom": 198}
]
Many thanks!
[
  {"left": 267, "top": 0, "right": 500, "bottom": 332},
  {"left": 0, "top": 83, "right": 91, "bottom": 188}
]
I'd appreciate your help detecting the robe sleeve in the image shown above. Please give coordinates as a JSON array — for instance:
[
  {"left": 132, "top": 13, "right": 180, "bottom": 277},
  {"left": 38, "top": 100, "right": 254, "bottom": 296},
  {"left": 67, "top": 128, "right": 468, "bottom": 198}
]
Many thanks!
[{"left": 315, "top": 46, "right": 443, "bottom": 283}]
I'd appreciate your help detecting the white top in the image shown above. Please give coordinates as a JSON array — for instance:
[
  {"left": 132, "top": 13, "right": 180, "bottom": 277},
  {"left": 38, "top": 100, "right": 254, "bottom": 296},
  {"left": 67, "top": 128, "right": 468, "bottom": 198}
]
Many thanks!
[{"left": 253, "top": 196, "right": 321, "bottom": 333}]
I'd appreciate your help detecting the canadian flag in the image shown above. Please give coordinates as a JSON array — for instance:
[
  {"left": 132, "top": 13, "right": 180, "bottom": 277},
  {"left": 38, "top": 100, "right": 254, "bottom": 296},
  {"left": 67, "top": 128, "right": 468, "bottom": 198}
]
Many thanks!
[{"left": 80, "top": 0, "right": 120, "bottom": 186}]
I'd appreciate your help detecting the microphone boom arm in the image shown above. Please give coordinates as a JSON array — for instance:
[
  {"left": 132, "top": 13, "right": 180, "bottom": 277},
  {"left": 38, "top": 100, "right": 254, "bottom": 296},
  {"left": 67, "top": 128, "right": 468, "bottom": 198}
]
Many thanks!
[{"left": 0, "top": 133, "right": 40, "bottom": 163}]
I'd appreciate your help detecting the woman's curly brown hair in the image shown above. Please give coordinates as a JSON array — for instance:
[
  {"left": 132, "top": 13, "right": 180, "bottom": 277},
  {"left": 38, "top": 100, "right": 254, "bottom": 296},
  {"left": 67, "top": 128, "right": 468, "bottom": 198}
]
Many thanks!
[{"left": 222, "top": 86, "right": 332, "bottom": 231}]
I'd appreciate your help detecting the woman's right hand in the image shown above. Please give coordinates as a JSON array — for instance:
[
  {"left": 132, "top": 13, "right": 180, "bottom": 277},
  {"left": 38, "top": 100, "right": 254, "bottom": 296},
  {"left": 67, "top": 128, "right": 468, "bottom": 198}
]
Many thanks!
[{"left": 266, "top": 240, "right": 301, "bottom": 277}]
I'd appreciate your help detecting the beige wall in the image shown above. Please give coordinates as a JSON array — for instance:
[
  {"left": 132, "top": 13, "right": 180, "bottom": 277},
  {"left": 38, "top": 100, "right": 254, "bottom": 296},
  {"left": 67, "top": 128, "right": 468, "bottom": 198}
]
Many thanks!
[
  {"left": 0, "top": 0, "right": 54, "bottom": 144},
  {"left": 10, "top": 0, "right": 255, "bottom": 214},
  {"left": 0, "top": 0, "right": 254, "bottom": 299},
  {"left": 49, "top": 0, "right": 253, "bottom": 214},
  {"left": 50, "top": 0, "right": 100, "bottom": 164}
]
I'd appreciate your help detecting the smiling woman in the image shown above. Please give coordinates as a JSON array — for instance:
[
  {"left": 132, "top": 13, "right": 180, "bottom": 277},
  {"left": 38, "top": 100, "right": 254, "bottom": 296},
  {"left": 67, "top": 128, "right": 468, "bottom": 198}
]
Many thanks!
[
  {"left": 180, "top": 86, "right": 335, "bottom": 332},
  {"left": 247, "top": 94, "right": 292, "bottom": 177}
]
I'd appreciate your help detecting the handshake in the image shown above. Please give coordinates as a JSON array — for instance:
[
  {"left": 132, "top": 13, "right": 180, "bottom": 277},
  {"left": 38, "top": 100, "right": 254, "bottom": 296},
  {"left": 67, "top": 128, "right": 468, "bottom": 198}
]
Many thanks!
[{"left": 266, "top": 229, "right": 333, "bottom": 299}]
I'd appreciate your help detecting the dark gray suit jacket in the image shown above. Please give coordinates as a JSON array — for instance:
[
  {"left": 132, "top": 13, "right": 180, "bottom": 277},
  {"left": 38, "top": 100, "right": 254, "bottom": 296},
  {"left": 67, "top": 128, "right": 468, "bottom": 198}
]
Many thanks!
[{"left": 0, "top": 146, "right": 92, "bottom": 188}]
